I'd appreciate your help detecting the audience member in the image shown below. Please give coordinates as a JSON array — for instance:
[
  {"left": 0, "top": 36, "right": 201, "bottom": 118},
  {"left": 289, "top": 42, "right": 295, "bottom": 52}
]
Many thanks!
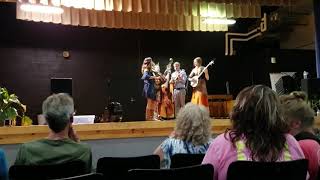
[
  {"left": 154, "top": 103, "right": 212, "bottom": 168},
  {"left": 15, "top": 93, "right": 92, "bottom": 172},
  {"left": 280, "top": 91, "right": 320, "bottom": 180},
  {"left": 202, "top": 85, "right": 305, "bottom": 180}
]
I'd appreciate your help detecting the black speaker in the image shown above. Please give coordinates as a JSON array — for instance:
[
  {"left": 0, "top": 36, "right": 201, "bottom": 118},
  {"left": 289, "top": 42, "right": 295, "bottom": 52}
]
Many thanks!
[
  {"left": 51, "top": 78, "right": 72, "bottom": 96},
  {"left": 301, "top": 78, "right": 320, "bottom": 98},
  {"left": 275, "top": 75, "right": 297, "bottom": 95}
]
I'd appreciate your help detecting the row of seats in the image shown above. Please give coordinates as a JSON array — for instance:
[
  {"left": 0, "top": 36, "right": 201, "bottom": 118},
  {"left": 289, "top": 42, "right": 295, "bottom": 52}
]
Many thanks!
[{"left": 8, "top": 154, "right": 309, "bottom": 180}]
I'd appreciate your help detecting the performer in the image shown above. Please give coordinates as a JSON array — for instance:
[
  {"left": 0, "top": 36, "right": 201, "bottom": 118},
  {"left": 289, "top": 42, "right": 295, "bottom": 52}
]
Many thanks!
[
  {"left": 141, "top": 57, "right": 158, "bottom": 121},
  {"left": 170, "top": 62, "right": 187, "bottom": 116},
  {"left": 189, "top": 57, "right": 209, "bottom": 108}
]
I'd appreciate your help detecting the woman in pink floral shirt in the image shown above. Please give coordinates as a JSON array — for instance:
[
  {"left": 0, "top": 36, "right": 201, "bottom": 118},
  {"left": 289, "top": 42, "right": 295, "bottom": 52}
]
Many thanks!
[{"left": 202, "top": 85, "right": 306, "bottom": 180}]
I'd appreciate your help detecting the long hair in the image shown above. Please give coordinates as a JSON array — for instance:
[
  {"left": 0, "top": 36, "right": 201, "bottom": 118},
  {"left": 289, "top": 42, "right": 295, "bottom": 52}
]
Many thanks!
[
  {"left": 141, "top": 57, "right": 152, "bottom": 74},
  {"left": 175, "top": 103, "right": 211, "bottom": 145},
  {"left": 228, "top": 85, "right": 289, "bottom": 162},
  {"left": 280, "top": 91, "right": 315, "bottom": 128}
]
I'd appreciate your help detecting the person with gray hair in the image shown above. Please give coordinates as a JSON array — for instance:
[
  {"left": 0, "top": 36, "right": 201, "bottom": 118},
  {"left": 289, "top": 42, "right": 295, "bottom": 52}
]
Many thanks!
[
  {"left": 170, "top": 62, "right": 187, "bottom": 116},
  {"left": 15, "top": 93, "right": 92, "bottom": 172},
  {"left": 153, "top": 103, "right": 212, "bottom": 168}
]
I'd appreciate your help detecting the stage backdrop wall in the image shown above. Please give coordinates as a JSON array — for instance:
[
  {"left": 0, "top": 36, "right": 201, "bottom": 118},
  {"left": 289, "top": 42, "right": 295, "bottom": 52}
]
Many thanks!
[{"left": 0, "top": 3, "right": 316, "bottom": 122}]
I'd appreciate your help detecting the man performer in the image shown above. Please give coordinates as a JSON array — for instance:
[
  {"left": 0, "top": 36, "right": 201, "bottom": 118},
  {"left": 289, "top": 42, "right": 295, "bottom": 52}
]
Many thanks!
[{"left": 170, "top": 62, "right": 187, "bottom": 117}]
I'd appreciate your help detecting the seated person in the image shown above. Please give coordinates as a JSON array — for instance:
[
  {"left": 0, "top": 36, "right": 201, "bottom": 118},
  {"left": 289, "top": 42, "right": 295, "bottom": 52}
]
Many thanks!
[
  {"left": 202, "top": 85, "right": 306, "bottom": 180},
  {"left": 0, "top": 149, "right": 8, "bottom": 180},
  {"left": 154, "top": 103, "right": 212, "bottom": 168},
  {"left": 280, "top": 91, "right": 320, "bottom": 180},
  {"left": 15, "top": 93, "right": 92, "bottom": 172}
]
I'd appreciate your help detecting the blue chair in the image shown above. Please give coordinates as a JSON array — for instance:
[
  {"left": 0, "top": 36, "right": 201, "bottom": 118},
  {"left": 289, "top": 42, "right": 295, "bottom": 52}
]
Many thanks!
[
  {"left": 54, "top": 173, "right": 103, "bottom": 180},
  {"left": 128, "top": 164, "right": 214, "bottom": 180},
  {"left": 96, "top": 155, "right": 160, "bottom": 180},
  {"left": 170, "top": 153, "right": 205, "bottom": 168},
  {"left": 227, "top": 159, "right": 308, "bottom": 180},
  {"left": 9, "top": 160, "right": 87, "bottom": 180}
]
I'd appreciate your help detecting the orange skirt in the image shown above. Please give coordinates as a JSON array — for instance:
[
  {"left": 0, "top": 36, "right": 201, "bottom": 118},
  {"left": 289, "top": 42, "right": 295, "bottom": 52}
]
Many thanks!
[
  {"left": 158, "top": 97, "right": 175, "bottom": 119},
  {"left": 191, "top": 91, "right": 209, "bottom": 107}
]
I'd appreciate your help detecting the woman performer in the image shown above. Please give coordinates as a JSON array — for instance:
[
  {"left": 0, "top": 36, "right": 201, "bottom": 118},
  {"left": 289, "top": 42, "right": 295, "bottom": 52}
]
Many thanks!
[
  {"left": 141, "top": 57, "right": 159, "bottom": 121},
  {"left": 189, "top": 57, "right": 209, "bottom": 108}
]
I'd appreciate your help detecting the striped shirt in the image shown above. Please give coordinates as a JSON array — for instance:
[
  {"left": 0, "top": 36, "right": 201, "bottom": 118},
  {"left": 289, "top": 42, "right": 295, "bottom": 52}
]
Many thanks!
[{"left": 160, "top": 137, "right": 211, "bottom": 168}]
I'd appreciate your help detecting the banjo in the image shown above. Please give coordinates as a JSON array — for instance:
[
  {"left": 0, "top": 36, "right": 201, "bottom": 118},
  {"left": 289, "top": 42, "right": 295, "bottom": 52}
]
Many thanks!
[{"left": 188, "top": 60, "right": 215, "bottom": 88}]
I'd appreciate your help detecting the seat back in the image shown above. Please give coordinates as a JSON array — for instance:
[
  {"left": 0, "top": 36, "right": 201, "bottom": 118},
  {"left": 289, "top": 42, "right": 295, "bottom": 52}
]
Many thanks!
[
  {"left": 9, "top": 160, "right": 87, "bottom": 180},
  {"left": 96, "top": 155, "right": 160, "bottom": 180},
  {"left": 170, "top": 153, "right": 205, "bottom": 168},
  {"left": 54, "top": 173, "right": 104, "bottom": 180},
  {"left": 128, "top": 164, "right": 214, "bottom": 180},
  {"left": 227, "top": 159, "right": 308, "bottom": 180}
]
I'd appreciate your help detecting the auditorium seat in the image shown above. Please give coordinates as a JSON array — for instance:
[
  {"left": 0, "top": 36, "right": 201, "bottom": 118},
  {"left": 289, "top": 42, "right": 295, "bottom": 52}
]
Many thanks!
[
  {"left": 170, "top": 153, "right": 205, "bottom": 168},
  {"left": 96, "top": 155, "right": 160, "bottom": 180},
  {"left": 54, "top": 173, "right": 103, "bottom": 180},
  {"left": 226, "top": 159, "right": 308, "bottom": 180},
  {"left": 128, "top": 164, "right": 214, "bottom": 180},
  {"left": 9, "top": 160, "right": 87, "bottom": 180}
]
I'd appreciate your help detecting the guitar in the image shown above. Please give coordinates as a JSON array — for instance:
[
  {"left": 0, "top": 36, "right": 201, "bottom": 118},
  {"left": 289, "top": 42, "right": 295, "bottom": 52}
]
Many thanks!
[
  {"left": 172, "top": 69, "right": 186, "bottom": 82},
  {"left": 188, "top": 60, "right": 215, "bottom": 88}
]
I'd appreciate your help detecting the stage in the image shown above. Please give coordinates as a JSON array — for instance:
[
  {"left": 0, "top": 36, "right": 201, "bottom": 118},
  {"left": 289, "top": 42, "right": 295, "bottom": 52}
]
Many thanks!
[
  {"left": 2, "top": 117, "right": 320, "bottom": 145},
  {"left": 0, "top": 119, "right": 231, "bottom": 145}
]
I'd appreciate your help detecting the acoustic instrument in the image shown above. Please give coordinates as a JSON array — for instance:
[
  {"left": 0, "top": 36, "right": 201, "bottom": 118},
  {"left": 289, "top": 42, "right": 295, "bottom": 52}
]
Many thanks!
[{"left": 188, "top": 60, "right": 214, "bottom": 88}]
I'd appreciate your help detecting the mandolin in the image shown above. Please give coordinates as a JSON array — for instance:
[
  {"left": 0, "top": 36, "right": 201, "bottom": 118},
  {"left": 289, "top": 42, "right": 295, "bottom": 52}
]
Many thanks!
[{"left": 188, "top": 60, "right": 215, "bottom": 88}]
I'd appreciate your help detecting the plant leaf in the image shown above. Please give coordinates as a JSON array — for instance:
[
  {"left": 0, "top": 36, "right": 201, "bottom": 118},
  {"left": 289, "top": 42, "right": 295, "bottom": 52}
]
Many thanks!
[
  {"left": 5, "top": 107, "right": 18, "bottom": 119},
  {"left": 0, "top": 111, "right": 6, "bottom": 122},
  {"left": 0, "top": 88, "right": 9, "bottom": 99},
  {"left": 9, "top": 96, "right": 21, "bottom": 104}
]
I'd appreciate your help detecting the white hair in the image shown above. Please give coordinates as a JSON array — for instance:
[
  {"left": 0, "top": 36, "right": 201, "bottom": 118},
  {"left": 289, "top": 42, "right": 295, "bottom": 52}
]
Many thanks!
[
  {"left": 173, "top": 62, "right": 180, "bottom": 66},
  {"left": 42, "top": 93, "right": 74, "bottom": 133},
  {"left": 175, "top": 103, "right": 212, "bottom": 145}
]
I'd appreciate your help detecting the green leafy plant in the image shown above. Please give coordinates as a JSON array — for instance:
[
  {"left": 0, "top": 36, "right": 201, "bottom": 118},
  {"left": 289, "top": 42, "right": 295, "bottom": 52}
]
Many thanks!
[{"left": 0, "top": 87, "right": 26, "bottom": 124}]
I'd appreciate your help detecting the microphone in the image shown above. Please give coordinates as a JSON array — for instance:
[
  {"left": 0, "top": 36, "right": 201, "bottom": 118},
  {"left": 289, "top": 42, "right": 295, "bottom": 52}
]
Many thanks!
[
  {"left": 226, "top": 81, "right": 230, "bottom": 95},
  {"left": 169, "top": 58, "right": 173, "bottom": 62},
  {"left": 107, "top": 78, "right": 111, "bottom": 88}
]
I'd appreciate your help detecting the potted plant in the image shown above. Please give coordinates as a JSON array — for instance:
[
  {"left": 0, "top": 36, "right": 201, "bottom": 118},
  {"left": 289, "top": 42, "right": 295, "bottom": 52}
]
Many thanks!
[{"left": 0, "top": 87, "right": 30, "bottom": 126}]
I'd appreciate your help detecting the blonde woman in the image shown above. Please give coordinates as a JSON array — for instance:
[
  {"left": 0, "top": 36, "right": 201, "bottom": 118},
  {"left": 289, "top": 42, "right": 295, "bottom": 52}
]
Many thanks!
[
  {"left": 189, "top": 57, "right": 209, "bottom": 108},
  {"left": 153, "top": 103, "right": 212, "bottom": 168},
  {"left": 280, "top": 91, "right": 320, "bottom": 180},
  {"left": 141, "top": 57, "right": 158, "bottom": 121}
]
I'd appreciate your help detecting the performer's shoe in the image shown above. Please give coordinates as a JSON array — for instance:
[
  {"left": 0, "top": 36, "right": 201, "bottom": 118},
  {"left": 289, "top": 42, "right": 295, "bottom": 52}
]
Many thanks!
[{"left": 153, "top": 114, "right": 162, "bottom": 121}]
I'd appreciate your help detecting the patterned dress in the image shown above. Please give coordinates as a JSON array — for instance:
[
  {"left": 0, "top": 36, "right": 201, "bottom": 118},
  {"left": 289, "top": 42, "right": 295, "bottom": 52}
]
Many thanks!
[{"left": 160, "top": 137, "right": 211, "bottom": 168}]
